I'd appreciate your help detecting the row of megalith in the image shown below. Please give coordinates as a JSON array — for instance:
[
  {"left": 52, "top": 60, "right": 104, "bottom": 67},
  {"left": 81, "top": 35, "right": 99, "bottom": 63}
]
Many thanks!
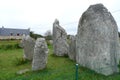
[
  {"left": 21, "top": 3, "right": 120, "bottom": 76},
  {"left": 53, "top": 3, "right": 120, "bottom": 76},
  {"left": 21, "top": 35, "right": 48, "bottom": 71}
]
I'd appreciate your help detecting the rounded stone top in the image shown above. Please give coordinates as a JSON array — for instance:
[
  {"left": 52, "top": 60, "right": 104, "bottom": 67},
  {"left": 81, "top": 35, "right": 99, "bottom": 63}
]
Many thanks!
[
  {"left": 79, "top": 3, "right": 116, "bottom": 26},
  {"left": 54, "top": 19, "right": 59, "bottom": 25},
  {"left": 88, "top": 3, "right": 108, "bottom": 13}
]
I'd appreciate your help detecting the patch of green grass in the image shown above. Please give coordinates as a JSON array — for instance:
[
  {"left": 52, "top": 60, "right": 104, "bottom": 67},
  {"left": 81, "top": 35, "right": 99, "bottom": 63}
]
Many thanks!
[
  {"left": 0, "top": 49, "right": 31, "bottom": 80},
  {"left": 0, "top": 40, "right": 120, "bottom": 80},
  {"left": 0, "top": 40, "right": 21, "bottom": 50},
  {"left": 0, "top": 40, "right": 20, "bottom": 45},
  {"left": 13, "top": 57, "right": 30, "bottom": 66}
]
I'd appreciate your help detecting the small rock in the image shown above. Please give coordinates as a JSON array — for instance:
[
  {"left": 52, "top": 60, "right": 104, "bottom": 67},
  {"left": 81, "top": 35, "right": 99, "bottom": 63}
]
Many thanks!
[{"left": 17, "top": 69, "right": 30, "bottom": 75}]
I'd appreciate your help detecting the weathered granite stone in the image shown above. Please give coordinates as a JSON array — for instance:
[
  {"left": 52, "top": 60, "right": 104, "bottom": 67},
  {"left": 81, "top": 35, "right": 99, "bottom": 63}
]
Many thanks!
[
  {"left": 32, "top": 38, "right": 48, "bottom": 71},
  {"left": 53, "top": 19, "right": 69, "bottom": 56},
  {"left": 76, "top": 3, "right": 119, "bottom": 76},
  {"left": 21, "top": 35, "right": 35, "bottom": 60},
  {"left": 68, "top": 35, "right": 76, "bottom": 61}
]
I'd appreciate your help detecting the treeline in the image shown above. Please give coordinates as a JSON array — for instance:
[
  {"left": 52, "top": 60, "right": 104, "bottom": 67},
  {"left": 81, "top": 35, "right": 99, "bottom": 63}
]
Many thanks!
[
  {"left": 30, "top": 31, "right": 43, "bottom": 40},
  {"left": 30, "top": 31, "right": 52, "bottom": 40},
  {"left": 118, "top": 32, "right": 120, "bottom": 38}
]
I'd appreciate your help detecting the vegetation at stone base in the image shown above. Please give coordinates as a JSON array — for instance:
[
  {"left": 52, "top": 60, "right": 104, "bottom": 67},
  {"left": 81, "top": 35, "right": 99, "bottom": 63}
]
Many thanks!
[
  {"left": 44, "top": 30, "right": 52, "bottom": 40},
  {"left": 30, "top": 31, "right": 53, "bottom": 47},
  {"left": 0, "top": 40, "right": 120, "bottom": 80},
  {"left": 13, "top": 57, "right": 31, "bottom": 66}
]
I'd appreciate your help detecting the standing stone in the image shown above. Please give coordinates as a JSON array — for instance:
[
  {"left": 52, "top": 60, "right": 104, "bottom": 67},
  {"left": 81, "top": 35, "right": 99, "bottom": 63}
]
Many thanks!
[
  {"left": 68, "top": 35, "right": 76, "bottom": 61},
  {"left": 53, "top": 19, "right": 69, "bottom": 56},
  {"left": 76, "top": 3, "right": 119, "bottom": 76},
  {"left": 32, "top": 38, "right": 48, "bottom": 71},
  {"left": 21, "top": 35, "right": 35, "bottom": 60}
]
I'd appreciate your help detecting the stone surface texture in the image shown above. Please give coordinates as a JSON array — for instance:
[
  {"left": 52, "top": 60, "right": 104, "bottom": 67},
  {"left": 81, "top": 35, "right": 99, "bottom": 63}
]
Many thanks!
[
  {"left": 53, "top": 19, "right": 69, "bottom": 56},
  {"left": 76, "top": 3, "right": 119, "bottom": 76},
  {"left": 68, "top": 35, "right": 76, "bottom": 61},
  {"left": 21, "top": 35, "right": 35, "bottom": 60},
  {"left": 32, "top": 38, "right": 48, "bottom": 71}
]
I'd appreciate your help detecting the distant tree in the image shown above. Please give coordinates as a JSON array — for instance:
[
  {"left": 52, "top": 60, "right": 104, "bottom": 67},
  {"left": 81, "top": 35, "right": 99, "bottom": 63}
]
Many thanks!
[
  {"left": 30, "top": 31, "right": 43, "bottom": 40},
  {"left": 44, "top": 30, "right": 52, "bottom": 40},
  {"left": 44, "top": 30, "right": 52, "bottom": 36},
  {"left": 118, "top": 32, "right": 120, "bottom": 38},
  {"left": 30, "top": 31, "right": 34, "bottom": 37},
  {"left": 67, "top": 35, "right": 71, "bottom": 39}
]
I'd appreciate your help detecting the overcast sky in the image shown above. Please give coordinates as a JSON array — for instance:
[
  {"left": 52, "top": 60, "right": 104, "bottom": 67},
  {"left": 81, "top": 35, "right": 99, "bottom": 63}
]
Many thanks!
[{"left": 0, "top": 0, "right": 120, "bottom": 35}]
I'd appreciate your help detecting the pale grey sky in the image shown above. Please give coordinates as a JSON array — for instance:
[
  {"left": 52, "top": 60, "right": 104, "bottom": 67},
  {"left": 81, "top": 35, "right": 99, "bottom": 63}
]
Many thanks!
[{"left": 0, "top": 0, "right": 120, "bottom": 35}]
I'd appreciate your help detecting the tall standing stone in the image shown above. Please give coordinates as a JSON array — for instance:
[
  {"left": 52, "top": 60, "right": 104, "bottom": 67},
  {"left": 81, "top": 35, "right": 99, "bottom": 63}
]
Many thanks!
[
  {"left": 53, "top": 19, "right": 69, "bottom": 56},
  {"left": 68, "top": 35, "right": 76, "bottom": 61},
  {"left": 76, "top": 4, "right": 119, "bottom": 76},
  {"left": 21, "top": 35, "right": 35, "bottom": 60},
  {"left": 32, "top": 38, "right": 48, "bottom": 71}
]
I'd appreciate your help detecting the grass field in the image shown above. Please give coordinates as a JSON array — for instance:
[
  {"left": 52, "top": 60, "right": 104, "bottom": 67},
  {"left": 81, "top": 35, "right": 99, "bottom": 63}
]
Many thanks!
[
  {"left": 0, "top": 40, "right": 120, "bottom": 80},
  {"left": 0, "top": 40, "right": 20, "bottom": 45},
  {"left": 0, "top": 40, "right": 21, "bottom": 50}
]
